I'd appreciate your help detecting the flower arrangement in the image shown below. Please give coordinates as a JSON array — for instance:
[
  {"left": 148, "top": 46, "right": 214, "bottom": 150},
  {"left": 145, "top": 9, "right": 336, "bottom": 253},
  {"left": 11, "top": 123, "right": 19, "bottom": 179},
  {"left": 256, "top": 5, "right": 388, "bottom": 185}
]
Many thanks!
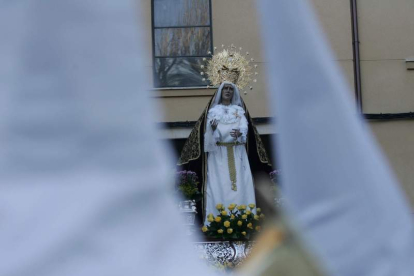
[
  {"left": 201, "top": 203, "right": 265, "bottom": 240},
  {"left": 175, "top": 170, "right": 202, "bottom": 201},
  {"left": 269, "top": 169, "right": 286, "bottom": 207},
  {"left": 269, "top": 169, "right": 281, "bottom": 184}
]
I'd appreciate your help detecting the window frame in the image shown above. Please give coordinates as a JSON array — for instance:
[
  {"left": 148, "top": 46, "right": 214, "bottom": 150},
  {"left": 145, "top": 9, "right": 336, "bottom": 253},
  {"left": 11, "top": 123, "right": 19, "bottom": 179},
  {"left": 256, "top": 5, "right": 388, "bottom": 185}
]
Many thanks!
[{"left": 151, "top": 0, "right": 214, "bottom": 89}]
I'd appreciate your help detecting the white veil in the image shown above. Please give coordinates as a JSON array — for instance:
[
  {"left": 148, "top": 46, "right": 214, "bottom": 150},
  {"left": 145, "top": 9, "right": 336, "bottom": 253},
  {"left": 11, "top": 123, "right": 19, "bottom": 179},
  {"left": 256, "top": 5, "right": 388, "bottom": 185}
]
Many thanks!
[
  {"left": 204, "top": 81, "right": 246, "bottom": 152},
  {"left": 210, "top": 81, "right": 243, "bottom": 110}
]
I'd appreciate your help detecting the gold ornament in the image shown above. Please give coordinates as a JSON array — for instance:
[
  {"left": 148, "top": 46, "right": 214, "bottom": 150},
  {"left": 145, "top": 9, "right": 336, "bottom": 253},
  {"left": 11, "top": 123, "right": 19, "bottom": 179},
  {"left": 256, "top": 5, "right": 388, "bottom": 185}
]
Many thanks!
[{"left": 204, "top": 48, "right": 253, "bottom": 89}]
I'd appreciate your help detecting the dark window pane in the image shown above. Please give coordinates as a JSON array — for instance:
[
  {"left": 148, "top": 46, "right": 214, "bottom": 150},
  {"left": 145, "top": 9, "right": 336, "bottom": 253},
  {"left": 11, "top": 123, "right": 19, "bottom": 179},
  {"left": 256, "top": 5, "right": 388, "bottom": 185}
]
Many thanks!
[
  {"left": 154, "top": 27, "right": 211, "bottom": 57},
  {"left": 154, "top": 57, "right": 209, "bottom": 87},
  {"left": 154, "top": 0, "right": 210, "bottom": 27}
]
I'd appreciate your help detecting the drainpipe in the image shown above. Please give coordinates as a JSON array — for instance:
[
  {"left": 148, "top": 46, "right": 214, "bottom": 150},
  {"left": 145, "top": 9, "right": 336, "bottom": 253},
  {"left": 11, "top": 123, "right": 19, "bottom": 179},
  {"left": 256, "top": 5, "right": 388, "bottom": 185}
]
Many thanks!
[{"left": 350, "top": 0, "right": 363, "bottom": 113}]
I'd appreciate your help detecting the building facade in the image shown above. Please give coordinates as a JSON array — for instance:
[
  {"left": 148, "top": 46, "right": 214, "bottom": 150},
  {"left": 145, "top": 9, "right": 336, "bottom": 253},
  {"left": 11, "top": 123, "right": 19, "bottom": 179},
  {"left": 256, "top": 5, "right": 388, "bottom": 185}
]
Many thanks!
[{"left": 141, "top": 0, "right": 414, "bottom": 205}]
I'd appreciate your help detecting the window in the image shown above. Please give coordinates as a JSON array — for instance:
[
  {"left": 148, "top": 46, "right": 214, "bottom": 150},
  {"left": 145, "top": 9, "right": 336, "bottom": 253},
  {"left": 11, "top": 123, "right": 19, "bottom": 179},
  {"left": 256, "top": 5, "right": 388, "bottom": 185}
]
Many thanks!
[{"left": 152, "top": 0, "right": 213, "bottom": 88}]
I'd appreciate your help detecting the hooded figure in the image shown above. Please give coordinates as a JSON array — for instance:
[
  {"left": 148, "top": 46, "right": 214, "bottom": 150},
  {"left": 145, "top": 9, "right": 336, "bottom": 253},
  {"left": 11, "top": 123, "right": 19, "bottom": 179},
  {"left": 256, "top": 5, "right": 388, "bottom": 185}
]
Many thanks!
[{"left": 178, "top": 82, "right": 273, "bottom": 224}]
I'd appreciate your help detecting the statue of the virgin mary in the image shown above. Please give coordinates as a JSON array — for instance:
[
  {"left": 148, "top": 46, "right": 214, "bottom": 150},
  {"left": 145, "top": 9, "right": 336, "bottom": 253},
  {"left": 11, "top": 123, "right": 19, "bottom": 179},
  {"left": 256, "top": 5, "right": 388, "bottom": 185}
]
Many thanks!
[{"left": 177, "top": 49, "right": 273, "bottom": 224}]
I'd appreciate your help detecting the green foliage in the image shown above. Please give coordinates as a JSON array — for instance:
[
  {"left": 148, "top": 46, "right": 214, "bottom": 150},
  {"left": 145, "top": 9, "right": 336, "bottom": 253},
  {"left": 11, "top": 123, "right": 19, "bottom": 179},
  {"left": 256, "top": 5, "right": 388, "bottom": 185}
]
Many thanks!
[{"left": 178, "top": 184, "right": 199, "bottom": 199}]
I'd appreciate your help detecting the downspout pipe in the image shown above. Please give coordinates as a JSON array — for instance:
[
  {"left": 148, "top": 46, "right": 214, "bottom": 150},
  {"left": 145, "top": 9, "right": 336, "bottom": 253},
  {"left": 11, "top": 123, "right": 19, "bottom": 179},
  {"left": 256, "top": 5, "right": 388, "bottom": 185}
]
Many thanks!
[{"left": 350, "top": 0, "right": 363, "bottom": 113}]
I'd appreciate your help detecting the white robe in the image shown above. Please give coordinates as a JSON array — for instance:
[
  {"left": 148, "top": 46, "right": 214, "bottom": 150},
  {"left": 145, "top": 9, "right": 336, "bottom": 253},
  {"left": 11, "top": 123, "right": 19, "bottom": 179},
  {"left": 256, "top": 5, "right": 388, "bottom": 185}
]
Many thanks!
[{"left": 204, "top": 104, "right": 256, "bottom": 223}]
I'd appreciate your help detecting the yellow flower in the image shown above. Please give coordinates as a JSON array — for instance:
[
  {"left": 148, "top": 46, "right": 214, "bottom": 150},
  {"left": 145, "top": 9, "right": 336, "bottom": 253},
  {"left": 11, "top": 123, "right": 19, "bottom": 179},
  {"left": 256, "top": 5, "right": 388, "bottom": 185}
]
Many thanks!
[
  {"left": 242, "top": 214, "right": 247, "bottom": 220},
  {"left": 256, "top": 208, "right": 261, "bottom": 213},
  {"left": 246, "top": 210, "right": 252, "bottom": 215},
  {"left": 217, "top": 229, "right": 224, "bottom": 234},
  {"left": 237, "top": 205, "right": 246, "bottom": 210},
  {"left": 237, "top": 220, "right": 243, "bottom": 226},
  {"left": 216, "top": 204, "right": 224, "bottom": 210},
  {"left": 208, "top": 213, "right": 214, "bottom": 218},
  {"left": 248, "top": 204, "right": 256, "bottom": 209},
  {"left": 230, "top": 214, "right": 235, "bottom": 220},
  {"left": 260, "top": 214, "right": 265, "bottom": 219},
  {"left": 227, "top": 228, "right": 233, "bottom": 234},
  {"left": 215, "top": 216, "right": 222, "bottom": 223},
  {"left": 256, "top": 226, "right": 261, "bottom": 232},
  {"left": 202, "top": 226, "right": 208, "bottom": 232},
  {"left": 228, "top": 203, "right": 237, "bottom": 210},
  {"left": 247, "top": 223, "right": 253, "bottom": 229},
  {"left": 224, "top": 221, "right": 231, "bottom": 228},
  {"left": 242, "top": 231, "right": 247, "bottom": 236},
  {"left": 254, "top": 215, "right": 260, "bottom": 220},
  {"left": 221, "top": 210, "right": 228, "bottom": 216},
  {"left": 207, "top": 216, "right": 214, "bottom": 222}
]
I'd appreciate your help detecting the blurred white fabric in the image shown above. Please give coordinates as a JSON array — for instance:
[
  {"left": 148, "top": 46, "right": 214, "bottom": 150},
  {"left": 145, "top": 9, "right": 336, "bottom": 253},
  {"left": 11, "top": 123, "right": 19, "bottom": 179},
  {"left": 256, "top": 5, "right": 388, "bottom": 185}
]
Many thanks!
[
  {"left": 0, "top": 1, "right": 212, "bottom": 275},
  {"left": 257, "top": 1, "right": 414, "bottom": 276}
]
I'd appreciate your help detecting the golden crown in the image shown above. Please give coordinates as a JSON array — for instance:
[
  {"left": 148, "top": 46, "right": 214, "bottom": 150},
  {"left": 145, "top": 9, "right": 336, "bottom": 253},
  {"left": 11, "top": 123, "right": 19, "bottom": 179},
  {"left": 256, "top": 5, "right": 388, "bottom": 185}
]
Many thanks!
[{"left": 201, "top": 45, "right": 258, "bottom": 94}]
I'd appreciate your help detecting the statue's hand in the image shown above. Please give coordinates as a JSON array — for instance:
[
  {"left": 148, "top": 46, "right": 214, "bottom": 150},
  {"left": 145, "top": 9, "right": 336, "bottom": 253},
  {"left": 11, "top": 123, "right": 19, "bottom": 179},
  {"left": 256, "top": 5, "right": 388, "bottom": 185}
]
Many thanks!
[
  {"left": 211, "top": 119, "right": 218, "bottom": 131},
  {"left": 230, "top": 129, "right": 242, "bottom": 138}
]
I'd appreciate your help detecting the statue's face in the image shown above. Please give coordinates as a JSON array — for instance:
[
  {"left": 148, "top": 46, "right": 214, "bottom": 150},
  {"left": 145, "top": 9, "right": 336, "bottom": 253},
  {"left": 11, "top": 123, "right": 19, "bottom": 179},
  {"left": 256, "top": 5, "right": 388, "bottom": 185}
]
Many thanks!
[{"left": 221, "top": 84, "right": 234, "bottom": 102}]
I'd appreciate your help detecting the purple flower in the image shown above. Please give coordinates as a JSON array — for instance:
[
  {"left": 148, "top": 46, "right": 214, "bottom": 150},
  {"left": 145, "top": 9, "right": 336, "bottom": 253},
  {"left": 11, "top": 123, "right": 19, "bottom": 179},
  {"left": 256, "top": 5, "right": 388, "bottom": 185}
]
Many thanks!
[
  {"left": 176, "top": 170, "right": 199, "bottom": 187},
  {"left": 269, "top": 169, "right": 281, "bottom": 181}
]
